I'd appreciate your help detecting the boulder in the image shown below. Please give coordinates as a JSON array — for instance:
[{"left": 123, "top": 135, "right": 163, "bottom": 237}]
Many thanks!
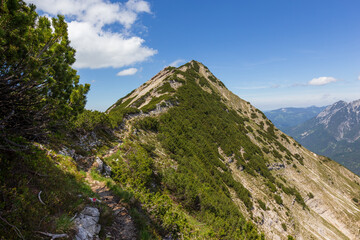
[
  {"left": 103, "top": 164, "right": 112, "bottom": 177},
  {"left": 74, "top": 207, "right": 101, "bottom": 240},
  {"left": 93, "top": 157, "right": 103, "bottom": 173}
]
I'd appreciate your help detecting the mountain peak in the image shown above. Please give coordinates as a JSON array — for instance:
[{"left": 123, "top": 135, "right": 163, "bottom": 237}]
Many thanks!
[
  {"left": 350, "top": 99, "right": 360, "bottom": 108},
  {"left": 105, "top": 63, "right": 360, "bottom": 239},
  {"left": 107, "top": 60, "right": 236, "bottom": 115}
]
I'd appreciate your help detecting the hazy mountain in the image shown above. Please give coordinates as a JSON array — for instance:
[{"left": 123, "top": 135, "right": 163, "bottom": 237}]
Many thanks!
[
  {"left": 289, "top": 99, "right": 360, "bottom": 175},
  {"left": 105, "top": 61, "right": 360, "bottom": 239},
  {"left": 264, "top": 106, "right": 326, "bottom": 132}
]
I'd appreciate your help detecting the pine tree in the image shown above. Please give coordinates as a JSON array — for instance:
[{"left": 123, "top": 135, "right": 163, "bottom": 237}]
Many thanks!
[{"left": 0, "top": 0, "right": 90, "bottom": 149}]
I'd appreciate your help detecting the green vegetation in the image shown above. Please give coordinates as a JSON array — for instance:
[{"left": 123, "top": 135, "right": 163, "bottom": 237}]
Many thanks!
[
  {"left": 294, "top": 153, "right": 304, "bottom": 165},
  {"left": 266, "top": 180, "right": 277, "bottom": 193},
  {"left": 276, "top": 181, "right": 306, "bottom": 208},
  {"left": 135, "top": 117, "right": 159, "bottom": 132},
  {"left": 108, "top": 95, "right": 140, "bottom": 125},
  {"left": 0, "top": 0, "right": 89, "bottom": 149},
  {"left": 2, "top": 1, "right": 357, "bottom": 238},
  {"left": 74, "top": 110, "right": 113, "bottom": 132},
  {"left": 0, "top": 145, "right": 96, "bottom": 239},
  {"left": 141, "top": 94, "right": 174, "bottom": 113},
  {"left": 89, "top": 169, "right": 157, "bottom": 238},
  {"left": 208, "top": 75, "right": 217, "bottom": 83},
  {"left": 157, "top": 82, "right": 175, "bottom": 94},
  {"left": 258, "top": 199, "right": 267, "bottom": 210},
  {"left": 274, "top": 194, "right": 283, "bottom": 205},
  {"left": 133, "top": 92, "right": 150, "bottom": 107},
  {"left": 281, "top": 134, "right": 290, "bottom": 143},
  {"left": 110, "top": 66, "right": 269, "bottom": 238}
]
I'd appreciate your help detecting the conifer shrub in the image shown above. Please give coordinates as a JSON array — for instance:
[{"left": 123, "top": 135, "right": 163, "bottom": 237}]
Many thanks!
[
  {"left": 258, "top": 200, "right": 267, "bottom": 210},
  {"left": 274, "top": 194, "right": 283, "bottom": 205},
  {"left": 135, "top": 117, "right": 159, "bottom": 132},
  {"left": 158, "top": 82, "right": 175, "bottom": 94}
]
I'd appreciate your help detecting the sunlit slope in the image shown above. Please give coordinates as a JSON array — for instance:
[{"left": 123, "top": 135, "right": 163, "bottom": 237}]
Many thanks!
[{"left": 107, "top": 60, "right": 360, "bottom": 239}]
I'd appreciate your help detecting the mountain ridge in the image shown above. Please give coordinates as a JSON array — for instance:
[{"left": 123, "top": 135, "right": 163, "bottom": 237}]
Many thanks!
[
  {"left": 264, "top": 106, "right": 327, "bottom": 132},
  {"left": 288, "top": 99, "right": 360, "bottom": 175},
  {"left": 105, "top": 60, "right": 360, "bottom": 239}
]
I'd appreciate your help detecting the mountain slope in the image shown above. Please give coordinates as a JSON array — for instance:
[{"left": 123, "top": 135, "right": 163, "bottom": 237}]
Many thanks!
[
  {"left": 264, "top": 106, "right": 326, "bottom": 133},
  {"left": 105, "top": 61, "right": 360, "bottom": 239},
  {"left": 289, "top": 100, "right": 360, "bottom": 176}
]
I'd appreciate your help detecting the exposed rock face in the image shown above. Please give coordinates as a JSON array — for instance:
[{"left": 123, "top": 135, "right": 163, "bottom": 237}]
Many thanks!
[
  {"left": 267, "top": 163, "right": 285, "bottom": 170},
  {"left": 315, "top": 100, "right": 360, "bottom": 142},
  {"left": 103, "top": 164, "right": 112, "bottom": 177},
  {"left": 92, "top": 157, "right": 112, "bottom": 177},
  {"left": 74, "top": 207, "right": 101, "bottom": 240},
  {"left": 289, "top": 99, "right": 360, "bottom": 175},
  {"left": 93, "top": 157, "right": 104, "bottom": 173}
]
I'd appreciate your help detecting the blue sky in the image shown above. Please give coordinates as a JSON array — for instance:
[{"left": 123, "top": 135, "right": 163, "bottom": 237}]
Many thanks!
[{"left": 27, "top": 0, "right": 360, "bottom": 111}]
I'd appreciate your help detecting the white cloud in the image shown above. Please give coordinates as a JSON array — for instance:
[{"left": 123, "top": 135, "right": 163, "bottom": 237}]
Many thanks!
[
  {"left": 117, "top": 68, "right": 138, "bottom": 76},
  {"left": 168, "top": 59, "right": 186, "bottom": 67},
  {"left": 126, "top": 0, "right": 151, "bottom": 13},
  {"left": 308, "top": 77, "right": 338, "bottom": 86},
  {"left": 25, "top": 0, "right": 156, "bottom": 69},
  {"left": 358, "top": 75, "right": 360, "bottom": 81},
  {"left": 68, "top": 21, "right": 156, "bottom": 69}
]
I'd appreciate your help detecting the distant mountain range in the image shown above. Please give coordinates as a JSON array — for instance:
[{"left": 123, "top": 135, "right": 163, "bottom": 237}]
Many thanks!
[
  {"left": 264, "top": 106, "right": 326, "bottom": 133},
  {"left": 288, "top": 100, "right": 360, "bottom": 175}
]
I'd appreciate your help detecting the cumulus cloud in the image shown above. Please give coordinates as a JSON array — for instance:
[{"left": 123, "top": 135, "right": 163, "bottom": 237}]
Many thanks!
[
  {"left": 117, "top": 68, "right": 138, "bottom": 76},
  {"left": 25, "top": 0, "right": 156, "bottom": 69},
  {"left": 308, "top": 77, "right": 338, "bottom": 86},
  {"left": 168, "top": 59, "right": 186, "bottom": 67}
]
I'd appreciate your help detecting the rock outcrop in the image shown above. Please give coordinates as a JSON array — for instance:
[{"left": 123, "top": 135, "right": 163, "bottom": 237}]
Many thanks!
[{"left": 74, "top": 207, "right": 101, "bottom": 240}]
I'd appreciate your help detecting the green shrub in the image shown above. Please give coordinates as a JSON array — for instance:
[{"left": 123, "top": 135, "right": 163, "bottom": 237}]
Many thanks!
[
  {"left": 266, "top": 181, "right": 277, "bottom": 193},
  {"left": 74, "top": 110, "right": 112, "bottom": 131},
  {"left": 274, "top": 194, "right": 283, "bottom": 205},
  {"left": 158, "top": 82, "right": 175, "bottom": 94},
  {"left": 258, "top": 200, "right": 266, "bottom": 210},
  {"left": 141, "top": 95, "right": 173, "bottom": 113},
  {"left": 135, "top": 117, "right": 159, "bottom": 132}
]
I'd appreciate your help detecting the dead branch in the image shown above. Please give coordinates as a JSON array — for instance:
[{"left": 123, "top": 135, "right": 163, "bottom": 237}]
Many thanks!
[
  {"left": 38, "top": 191, "right": 45, "bottom": 205},
  {"left": 28, "top": 170, "right": 49, "bottom": 177},
  {"left": 0, "top": 215, "right": 25, "bottom": 239},
  {"left": 36, "top": 231, "right": 68, "bottom": 239},
  {"left": 70, "top": 213, "right": 77, "bottom": 222}
]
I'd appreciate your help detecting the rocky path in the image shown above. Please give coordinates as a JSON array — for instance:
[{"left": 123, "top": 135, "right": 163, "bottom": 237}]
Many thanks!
[{"left": 85, "top": 172, "right": 137, "bottom": 240}]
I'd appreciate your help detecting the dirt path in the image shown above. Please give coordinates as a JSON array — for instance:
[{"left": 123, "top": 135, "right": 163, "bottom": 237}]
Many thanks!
[{"left": 85, "top": 172, "right": 137, "bottom": 240}]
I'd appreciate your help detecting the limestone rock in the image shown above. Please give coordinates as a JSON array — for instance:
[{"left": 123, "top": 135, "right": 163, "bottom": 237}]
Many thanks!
[
  {"left": 93, "top": 157, "right": 103, "bottom": 173},
  {"left": 74, "top": 207, "right": 101, "bottom": 240},
  {"left": 103, "top": 164, "right": 112, "bottom": 177}
]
